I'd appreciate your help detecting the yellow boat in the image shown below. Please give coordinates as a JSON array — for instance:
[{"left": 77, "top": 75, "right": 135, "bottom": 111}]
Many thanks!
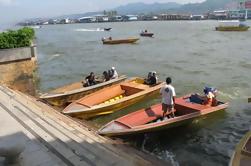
[
  {"left": 215, "top": 20, "right": 250, "bottom": 32},
  {"left": 39, "top": 75, "right": 127, "bottom": 107},
  {"left": 62, "top": 77, "right": 164, "bottom": 119},
  {"left": 229, "top": 131, "right": 251, "bottom": 166},
  {"left": 102, "top": 37, "right": 139, "bottom": 44}
]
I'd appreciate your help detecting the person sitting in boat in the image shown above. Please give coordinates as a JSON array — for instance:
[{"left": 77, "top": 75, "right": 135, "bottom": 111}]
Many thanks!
[
  {"left": 84, "top": 72, "right": 96, "bottom": 87},
  {"left": 189, "top": 87, "right": 218, "bottom": 106},
  {"left": 202, "top": 87, "right": 218, "bottom": 106},
  {"left": 145, "top": 29, "right": 148, "bottom": 33},
  {"left": 148, "top": 71, "right": 157, "bottom": 85},
  {"left": 111, "top": 67, "right": 118, "bottom": 79},
  {"left": 102, "top": 71, "right": 110, "bottom": 82},
  {"left": 108, "top": 36, "right": 112, "bottom": 40},
  {"left": 144, "top": 71, "right": 152, "bottom": 85}
]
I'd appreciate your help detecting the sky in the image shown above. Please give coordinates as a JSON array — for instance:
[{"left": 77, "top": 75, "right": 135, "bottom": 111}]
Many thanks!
[{"left": 0, "top": 0, "right": 204, "bottom": 26}]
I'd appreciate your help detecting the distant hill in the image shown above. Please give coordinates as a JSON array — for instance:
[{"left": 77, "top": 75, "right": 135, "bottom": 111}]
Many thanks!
[
  {"left": 115, "top": 2, "right": 181, "bottom": 15},
  {"left": 172, "top": 0, "right": 236, "bottom": 14},
  {"left": 21, "top": 0, "right": 237, "bottom": 22},
  {"left": 114, "top": 0, "right": 236, "bottom": 15}
]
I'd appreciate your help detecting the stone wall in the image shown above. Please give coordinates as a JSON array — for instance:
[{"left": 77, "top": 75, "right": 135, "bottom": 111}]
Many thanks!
[
  {"left": 0, "top": 46, "right": 36, "bottom": 64},
  {"left": 0, "top": 46, "right": 38, "bottom": 95}
]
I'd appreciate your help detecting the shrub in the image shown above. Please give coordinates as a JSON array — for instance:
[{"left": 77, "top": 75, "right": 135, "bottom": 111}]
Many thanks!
[{"left": 0, "top": 27, "right": 35, "bottom": 49}]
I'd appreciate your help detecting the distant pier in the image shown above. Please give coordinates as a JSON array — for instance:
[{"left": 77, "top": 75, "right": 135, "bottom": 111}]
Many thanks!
[{"left": 0, "top": 85, "right": 166, "bottom": 166}]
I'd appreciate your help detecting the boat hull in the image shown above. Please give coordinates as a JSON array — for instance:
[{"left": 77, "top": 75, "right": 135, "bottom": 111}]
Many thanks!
[
  {"left": 229, "top": 131, "right": 251, "bottom": 166},
  {"left": 215, "top": 26, "right": 250, "bottom": 31},
  {"left": 67, "top": 87, "right": 160, "bottom": 119},
  {"left": 62, "top": 78, "right": 163, "bottom": 119},
  {"left": 102, "top": 38, "right": 139, "bottom": 44},
  {"left": 98, "top": 95, "right": 228, "bottom": 136},
  {"left": 40, "top": 76, "right": 127, "bottom": 107},
  {"left": 140, "top": 33, "right": 154, "bottom": 37}
]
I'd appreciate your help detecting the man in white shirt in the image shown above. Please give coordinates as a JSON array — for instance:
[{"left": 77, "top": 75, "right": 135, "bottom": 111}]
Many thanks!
[
  {"left": 160, "top": 77, "right": 176, "bottom": 118},
  {"left": 111, "top": 67, "right": 118, "bottom": 79}
]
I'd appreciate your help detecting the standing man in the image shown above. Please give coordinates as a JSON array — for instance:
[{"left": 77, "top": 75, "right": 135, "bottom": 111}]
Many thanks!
[{"left": 160, "top": 77, "right": 176, "bottom": 118}]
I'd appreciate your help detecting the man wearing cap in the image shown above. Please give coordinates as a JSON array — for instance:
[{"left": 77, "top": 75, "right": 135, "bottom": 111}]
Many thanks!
[
  {"left": 111, "top": 67, "right": 118, "bottom": 79},
  {"left": 160, "top": 77, "right": 176, "bottom": 118}
]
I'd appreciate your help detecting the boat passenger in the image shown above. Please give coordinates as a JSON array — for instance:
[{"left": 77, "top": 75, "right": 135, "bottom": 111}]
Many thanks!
[
  {"left": 202, "top": 87, "right": 218, "bottom": 106},
  {"left": 145, "top": 29, "right": 148, "bottom": 33},
  {"left": 160, "top": 77, "right": 176, "bottom": 118},
  {"left": 144, "top": 72, "right": 152, "bottom": 85},
  {"left": 103, "top": 71, "right": 110, "bottom": 82},
  {"left": 84, "top": 72, "right": 96, "bottom": 87},
  {"left": 148, "top": 71, "right": 157, "bottom": 85},
  {"left": 108, "top": 36, "right": 112, "bottom": 40},
  {"left": 111, "top": 67, "right": 118, "bottom": 79}
]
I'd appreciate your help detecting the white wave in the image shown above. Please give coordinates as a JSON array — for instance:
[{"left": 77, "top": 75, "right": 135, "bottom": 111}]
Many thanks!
[
  {"left": 165, "top": 150, "right": 180, "bottom": 166},
  {"left": 48, "top": 54, "right": 62, "bottom": 61},
  {"left": 75, "top": 28, "right": 104, "bottom": 32},
  {"left": 52, "top": 54, "right": 61, "bottom": 57}
]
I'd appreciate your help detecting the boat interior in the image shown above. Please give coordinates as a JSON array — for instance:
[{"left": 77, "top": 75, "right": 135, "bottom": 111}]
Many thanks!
[
  {"left": 101, "top": 95, "right": 226, "bottom": 131},
  {"left": 76, "top": 78, "right": 160, "bottom": 108},
  {"left": 242, "top": 137, "right": 251, "bottom": 156}
]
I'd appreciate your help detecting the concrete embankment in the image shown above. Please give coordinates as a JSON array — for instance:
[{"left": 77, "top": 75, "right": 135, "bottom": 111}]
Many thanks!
[
  {"left": 0, "top": 85, "right": 167, "bottom": 166},
  {"left": 0, "top": 46, "right": 38, "bottom": 95}
]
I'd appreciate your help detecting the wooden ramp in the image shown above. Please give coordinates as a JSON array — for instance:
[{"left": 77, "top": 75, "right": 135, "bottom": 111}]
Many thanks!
[{"left": 0, "top": 85, "right": 167, "bottom": 166}]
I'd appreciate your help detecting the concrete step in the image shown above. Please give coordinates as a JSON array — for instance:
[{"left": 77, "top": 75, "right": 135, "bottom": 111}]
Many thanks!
[
  {"left": 0, "top": 86, "right": 166, "bottom": 166},
  {"left": 0, "top": 91, "right": 91, "bottom": 166}
]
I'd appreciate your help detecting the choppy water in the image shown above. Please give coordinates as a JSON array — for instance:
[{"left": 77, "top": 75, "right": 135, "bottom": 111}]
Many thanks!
[{"left": 35, "top": 20, "right": 251, "bottom": 166}]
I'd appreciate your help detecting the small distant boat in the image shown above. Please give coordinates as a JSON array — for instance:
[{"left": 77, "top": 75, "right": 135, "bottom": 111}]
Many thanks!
[
  {"left": 62, "top": 78, "right": 164, "bottom": 119},
  {"left": 102, "top": 37, "right": 139, "bottom": 44},
  {"left": 28, "top": 25, "right": 42, "bottom": 29},
  {"left": 39, "top": 75, "right": 127, "bottom": 107},
  {"left": 104, "top": 28, "right": 112, "bottom": 31},
  {"left": 229, "top": 131, "right": 251, "bottom": 166},
  {"left": 98, "top": 94, "right": 228, "bottom": 136},
  {"left": 215, "top": 20, "right": 249, "bottom": 31},
  {"left": 140, "top": 32, "right": 154, "bottom": 37}
]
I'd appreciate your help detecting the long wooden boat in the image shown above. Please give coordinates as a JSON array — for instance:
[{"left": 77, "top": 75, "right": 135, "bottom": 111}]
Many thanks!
[
  {"left": 140, "top": 32, "right": 154, "bottom": 37},
  {"left": 229, "top": 131, "right": 251, "bottom": 166},
  {"left": 215, "top": 20, "right": 250, "bottom": 31},
  {"left": 216, "top": 26, "right": 249, "bottom": 31},
  {"left": 102, "top": 37, "right": 139, "bottom": 44},
  {"left": 39, "top": 75, "right": 127, "bottom": 107},
  {"left": 62, "top": 78, "right": 164, "bottom": 119},
  {"left": 98, "top": 94, "right": 228, "bottom": 136}
]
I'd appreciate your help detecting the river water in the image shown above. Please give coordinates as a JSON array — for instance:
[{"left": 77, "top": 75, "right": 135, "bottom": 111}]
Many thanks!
[{"left": 35, "top": 20, "right": 251, "bottom": 166}]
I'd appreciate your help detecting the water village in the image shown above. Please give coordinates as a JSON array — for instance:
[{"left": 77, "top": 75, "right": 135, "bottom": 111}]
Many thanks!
[{"left": 1, "top": 0, "right": 251, "bottom": 166}]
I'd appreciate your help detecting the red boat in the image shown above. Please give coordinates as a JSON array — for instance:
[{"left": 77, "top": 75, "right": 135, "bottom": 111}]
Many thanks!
[
  {"left": 140, "top": 32, "right": 154, "bottom": 37},
  {"left": 98, "top": 94, "right": 228, "bottom": 136}
]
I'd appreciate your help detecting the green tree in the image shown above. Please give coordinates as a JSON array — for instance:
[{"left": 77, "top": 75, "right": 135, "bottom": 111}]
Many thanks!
[{"left": 0, "top": 27, "right": 35, "bottom": 49}]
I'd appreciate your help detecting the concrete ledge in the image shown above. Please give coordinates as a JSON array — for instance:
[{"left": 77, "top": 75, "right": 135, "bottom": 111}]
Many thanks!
[{"left": 0, "top": 46, "right": 36, "bottom": 64}]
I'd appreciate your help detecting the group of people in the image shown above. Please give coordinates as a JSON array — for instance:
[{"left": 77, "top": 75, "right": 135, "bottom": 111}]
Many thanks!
[
  {"left": 144, "top": 71, "right": 158, "bottom": 85},
  {"left": 160, "top": 77, "right": 218, "bottom": 119},
  {"left": 83, "top": 67, "right": 118, "bottom": 87},
  {"left": 102, "top": 67, "right": 118, "bottom": 82}
]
